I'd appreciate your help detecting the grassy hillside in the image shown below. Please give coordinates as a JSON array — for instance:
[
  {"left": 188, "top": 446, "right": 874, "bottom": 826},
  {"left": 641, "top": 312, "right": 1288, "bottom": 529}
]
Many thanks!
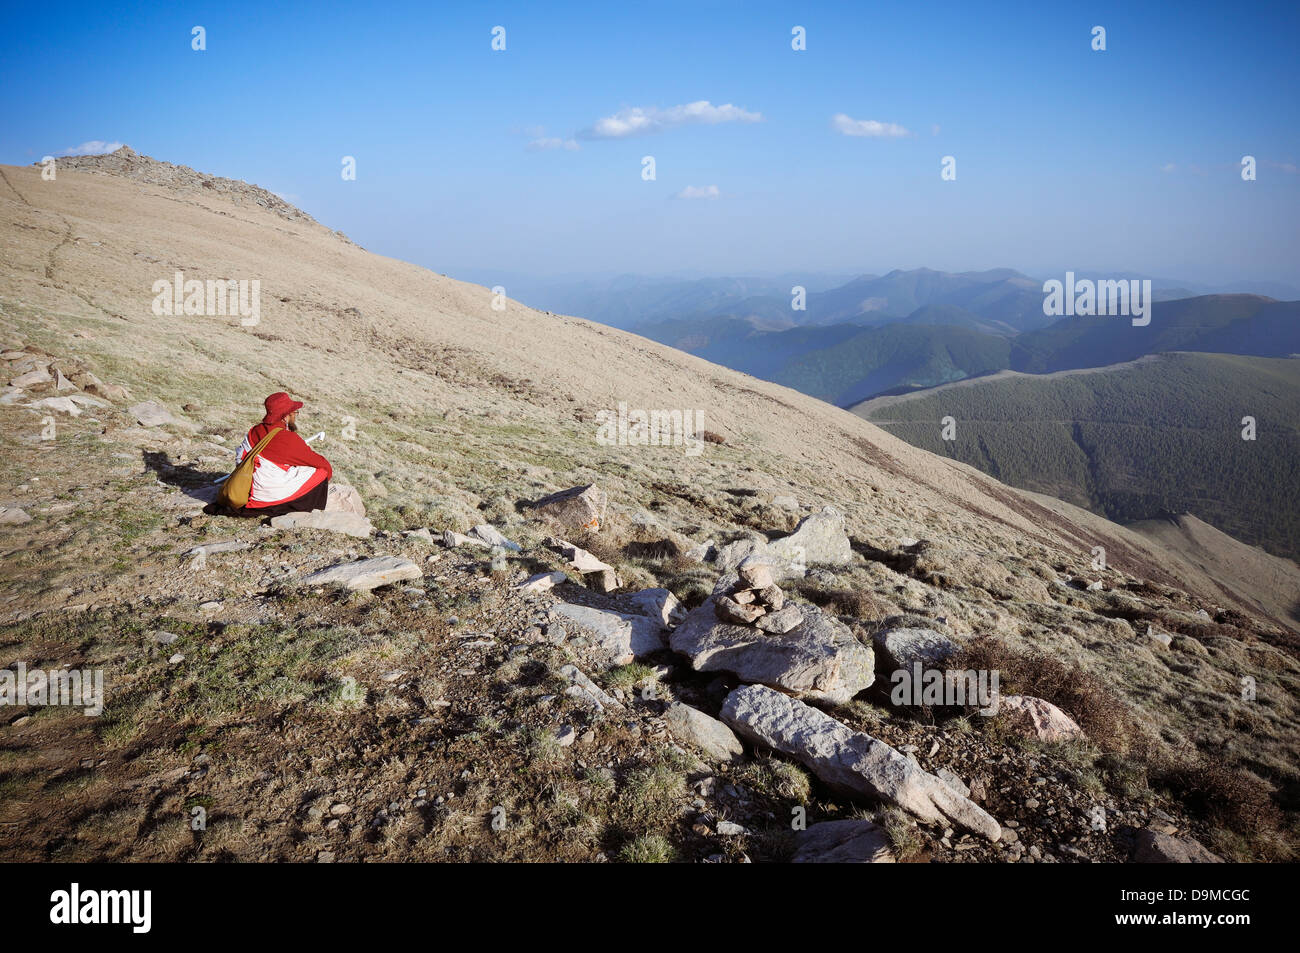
[
  {"left": 1010, "top": 295, "right": 1298, "bottom": 373},
  {"left": 773, "top": 324, "right": 1013, "bottom": 406},
  {"left": 861, "top": 353, "right": 1300, "bottom": 562}
]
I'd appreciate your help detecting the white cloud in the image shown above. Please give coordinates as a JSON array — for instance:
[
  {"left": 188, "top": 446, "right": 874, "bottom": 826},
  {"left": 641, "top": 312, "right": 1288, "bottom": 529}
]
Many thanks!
[
  {"left": 830, "top": 114, "right": 911, "bottom": 138},
  {"left": 580, "top": 101, "right": 762, "bottom": 139},
  {"left": 1160, "top": 162, "right": 1177, "bottom": 173},
  {"left": 1264, "top": 159, "right": 1299, "bottom": 175},
  {"left": 674, "top": 184, "right": 721, "bottom": 200},
  {"left": 56, "top": 140, "right": 125, "bottom": 157},
  {"left": 527, "top": 137, "right": 580, "bottom": 152}
]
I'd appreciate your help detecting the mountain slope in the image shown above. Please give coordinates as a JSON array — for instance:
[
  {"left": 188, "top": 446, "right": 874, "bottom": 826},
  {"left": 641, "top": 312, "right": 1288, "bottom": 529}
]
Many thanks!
[
  {"left": 855, "top": 351, "right": 1300, "bottom": 570},
  {"left": 2, "top": 150, "right": 1297, "bottom": 862},
  {"left": 1010, "top": 295, "right": 1298, "bottom": 373}
]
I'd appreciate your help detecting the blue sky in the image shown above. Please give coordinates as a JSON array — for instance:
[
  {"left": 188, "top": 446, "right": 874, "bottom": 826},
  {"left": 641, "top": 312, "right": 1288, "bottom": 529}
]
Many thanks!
[{"left": 2, "top": 0, "right": 1297, "bottom": 285}]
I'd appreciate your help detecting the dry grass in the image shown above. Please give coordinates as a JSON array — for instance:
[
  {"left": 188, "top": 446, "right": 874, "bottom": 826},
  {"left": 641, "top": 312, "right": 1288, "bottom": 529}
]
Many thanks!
[{"left": 953, "top": 636, "right": 1136, "bottom": 754}]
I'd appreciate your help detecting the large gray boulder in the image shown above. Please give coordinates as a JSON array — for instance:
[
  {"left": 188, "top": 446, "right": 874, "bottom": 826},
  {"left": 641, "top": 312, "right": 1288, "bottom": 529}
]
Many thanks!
[
  {"left": 873, "top": 627, "right": 958, "bottom": 671},
  {"left": 998, "top": 695, "right": 1085, "bottom": 743},
  {"left": 1132, "top": 830, "right": 1224, "bottom": 863},
  {"left": 271, "top": 510, "right": 373, "bottom": 538},
  {"left": 664, "top": 703, "right": 744, "bottom": 762},
  {"left": 792, "top": 820, "right": 895, "bottom": 863},
  {"left": 720, "top": 684, "right": 1001, "bottom": 841},
  {"left": 623, "top": 587, "right": 686, "bottom": 627},
  {"left": 468, "top": 524, "right": 521, "bottom": 551},
  {"left": 669, "top": 573, "right": 873, "bottom": 705},
  {"left": 714, "top": 536, "right": 804, "bottom": 580},
  {"left": 302, "top": 556, "right": 421, "bottom": 591},
  {"left": 129, "top": 400, "right": 194, "bottom": 430},
  {"left": 550, "top": 603, "right": 666, "bottom": 666},
  {"left": 768, "top": 505, "right": 853, "bottom": 567},
  {"left": 528, "top": 484, "right": 607, "bottom": 532}
]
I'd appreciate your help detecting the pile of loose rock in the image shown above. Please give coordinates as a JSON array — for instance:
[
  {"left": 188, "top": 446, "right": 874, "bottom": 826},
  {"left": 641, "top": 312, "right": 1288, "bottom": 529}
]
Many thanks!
[{"left": 713, "top": 558, "right": 804, "bottom": 634}]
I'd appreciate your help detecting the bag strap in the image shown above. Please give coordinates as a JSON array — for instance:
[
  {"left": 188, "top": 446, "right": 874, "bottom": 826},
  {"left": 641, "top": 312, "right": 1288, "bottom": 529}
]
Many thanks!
[{"left": 246, "top": 426, "right": 282, "bottom": 462}]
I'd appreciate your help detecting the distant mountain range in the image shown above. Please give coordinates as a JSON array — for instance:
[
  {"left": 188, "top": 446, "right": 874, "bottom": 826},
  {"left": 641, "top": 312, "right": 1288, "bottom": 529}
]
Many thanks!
[
  {"left": 635, "top": 292, "right": 1300, "bottom": 406},
  {"left": 485, "top": 266, "right": 1300, "bottom": 335}
]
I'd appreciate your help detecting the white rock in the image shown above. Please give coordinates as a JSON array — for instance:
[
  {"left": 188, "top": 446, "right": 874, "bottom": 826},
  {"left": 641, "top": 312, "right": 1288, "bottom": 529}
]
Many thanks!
[
  {"left": 768, "top": 505, "right": 853, "bottom": 567},
  {"left": 873, "top": 628, "right": 959, "bottom": 670},
  {"left": 129, "top": 400, "right": 181, "bottom": 427},
  {"left": 528, "top": 484, "right": 607, "bottom": 532},
  {"left": 558, "top": 664, "right": 621, "bottom": 712},
  {"left": 623, "top": 587, "right": 686, "bottom": 627},
  {"left": 10, "top": 367, "right": 52, "bottom": 388},
  {"left": 270, "top": 510, "right": 373, "bottom": 538},
  {"left": 302, "top": 556, "right": 422, "bottom": 591},
  {"left": 996, "top": 695, "right": 1085, "bottom": 742},
  {"left": 664, "top": 703, "right": 744, "bottom": 762},
  {"left": 514, "top": 571, "right": 566, "bottom": 593},
  {"left": 792, "top": 820, "right": 895, "bottom": 863},
  {"left": 721, "top": 684, "right": 1001, "bottom": 840},
  {"left": 28, "top": 396, "right": 81, "bottom": 415},
  {"left": 550, "top": 603, "right": 667, "bottom": 665},
  {"left": 468, "top": 524, "right": 521, "bottom": 551},
  {"left": 441, "top": 529, "right": 490, "bottom": 548}
]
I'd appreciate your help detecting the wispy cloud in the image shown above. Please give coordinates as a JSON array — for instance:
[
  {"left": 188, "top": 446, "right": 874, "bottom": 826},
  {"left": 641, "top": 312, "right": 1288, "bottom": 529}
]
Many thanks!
[
  {"left": 580, "top": 101, "right": 762, "bottom": 139},
  {"left": 673, "top": 184, "right": 721, "bottom": 200},
  {"left": 527, "top": 137, "right": 580, "bottom": 152},
  {"left": 55, "top": 140, "right": 124, "bottom": 157},
  {"left": 1264, "top": 159, "right": 1299, "bottom": 175},
  {"left": 1160, "top": 162, "right": 1177, "bottom": 173},
  {"left": 831, "top": 114, "right": 911, "bottom": 138}
]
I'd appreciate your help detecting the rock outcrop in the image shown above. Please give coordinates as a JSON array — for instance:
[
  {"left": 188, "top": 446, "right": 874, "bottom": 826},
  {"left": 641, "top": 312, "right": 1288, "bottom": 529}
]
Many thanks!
[
  {"left": 721, "top": 684, "right": 1002, "bottom": 840},
  {"left": 302, "top": 556, "right": 422, "bottom": 591},
  {"left": 550, "top": 603, "right": 666, "bottom": 665},
  {"left": 664, "top": 703, "right": 744, "bottom": 762},
  {"left": 1132, "top": 829, "right": 1224, "bottom": 863},
  {"left": 768, "top": 505, "right": 853, "bottom": 567},
  {"left": 792, "top": 819, "right": 896, "bottom": 863},
  {"left": 997, "top": 695, "right": 1085, "bottom": 743},
  {"left": 873, "top": 627, "right": 958, "bottom": 670},
  {"left": 671, "top": 572, "right": 873, "bottom": 705},
  {"left": 528, "top": 484, "right": 607, "bottom": 532}
]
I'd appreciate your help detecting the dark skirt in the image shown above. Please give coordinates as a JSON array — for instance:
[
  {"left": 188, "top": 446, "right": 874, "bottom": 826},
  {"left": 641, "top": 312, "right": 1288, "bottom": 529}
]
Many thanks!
[{"left": 225, "top": 479, "right": 329, "bottom": 518}]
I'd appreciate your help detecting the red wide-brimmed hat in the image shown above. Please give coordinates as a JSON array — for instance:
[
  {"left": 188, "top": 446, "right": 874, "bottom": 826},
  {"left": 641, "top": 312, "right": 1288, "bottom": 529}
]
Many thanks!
[{"left": 262, "top": 391, "right": 304, "bottom": 424}]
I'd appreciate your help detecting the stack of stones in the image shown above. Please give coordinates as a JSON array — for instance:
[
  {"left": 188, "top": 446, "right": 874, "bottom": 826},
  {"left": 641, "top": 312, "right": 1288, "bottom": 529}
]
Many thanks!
[{"left": 714, "top": 558, "right": 805, "bottom": 634}]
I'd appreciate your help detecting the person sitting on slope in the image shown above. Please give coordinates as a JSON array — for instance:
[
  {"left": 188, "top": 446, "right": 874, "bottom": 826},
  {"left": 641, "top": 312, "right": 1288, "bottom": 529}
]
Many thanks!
[{"left": 231, "top": 391, "right": 363, "bottom": 517}]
